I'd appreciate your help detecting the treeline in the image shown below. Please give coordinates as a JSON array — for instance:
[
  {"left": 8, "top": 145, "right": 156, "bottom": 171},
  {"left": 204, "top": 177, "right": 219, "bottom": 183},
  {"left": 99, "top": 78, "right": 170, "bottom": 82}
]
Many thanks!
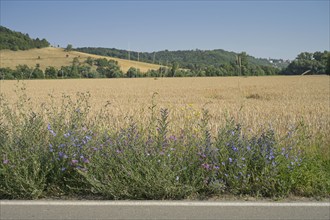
[
  {"left": 0, "top": 55, "right": 280, "bottom": 80},
  {"left": 0, "top": 58, "right": 121, "bottom": 80},
  {"left": 281, "top": 51, "right": 329, "bottom": 75},
  {"left": 75, "top": 47, "right": 272, "bottom": 67},
  {"left": 0, "top": 26, "right": 49, "bottom": 51},
  {"left": 76, "top": 47, "right": 278, "bottom": 76}
]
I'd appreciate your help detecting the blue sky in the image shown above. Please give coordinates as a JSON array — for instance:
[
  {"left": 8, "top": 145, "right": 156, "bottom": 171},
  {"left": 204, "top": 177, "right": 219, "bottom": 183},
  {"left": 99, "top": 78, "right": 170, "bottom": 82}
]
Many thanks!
[{"left": 1, "top": 0, "right": 329, "bottom": 59}]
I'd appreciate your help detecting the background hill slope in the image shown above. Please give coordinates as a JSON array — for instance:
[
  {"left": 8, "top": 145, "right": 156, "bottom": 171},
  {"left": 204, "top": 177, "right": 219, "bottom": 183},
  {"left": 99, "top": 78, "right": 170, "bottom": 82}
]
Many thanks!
[{"left": 0, "top": 47, "right": 162, "bottom": 73}]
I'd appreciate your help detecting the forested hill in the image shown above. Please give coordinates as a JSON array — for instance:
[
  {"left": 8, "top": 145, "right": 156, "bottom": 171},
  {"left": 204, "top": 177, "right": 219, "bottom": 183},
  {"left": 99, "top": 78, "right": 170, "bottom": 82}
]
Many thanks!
[
  {"left": 0, "top": 26, "right": 50, "bottom": 50},
  {"left": 75, "top": 47, "right": 272, "bottom": 69}
]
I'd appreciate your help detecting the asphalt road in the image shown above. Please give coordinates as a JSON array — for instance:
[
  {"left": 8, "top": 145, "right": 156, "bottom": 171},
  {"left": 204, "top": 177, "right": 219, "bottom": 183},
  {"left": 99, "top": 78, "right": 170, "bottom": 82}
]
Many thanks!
[{"left": 1, "top": 200, "right": 329, "bottom": 220}]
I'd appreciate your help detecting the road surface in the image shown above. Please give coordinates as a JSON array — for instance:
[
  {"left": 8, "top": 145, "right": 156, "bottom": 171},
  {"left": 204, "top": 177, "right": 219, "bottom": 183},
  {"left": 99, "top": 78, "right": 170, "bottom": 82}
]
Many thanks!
[{"left": 1, "top": 200, "right": 329, "bottom": 220}]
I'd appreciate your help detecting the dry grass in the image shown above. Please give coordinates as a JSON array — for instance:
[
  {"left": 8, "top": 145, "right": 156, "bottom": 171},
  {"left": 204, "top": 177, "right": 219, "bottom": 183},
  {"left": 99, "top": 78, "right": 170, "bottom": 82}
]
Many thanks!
[
  {"left": 0, "top": 47, "right": 162, "bottom": 73},
  {"left": 1, "top": 76, "right": 329, "bottom": 143}
]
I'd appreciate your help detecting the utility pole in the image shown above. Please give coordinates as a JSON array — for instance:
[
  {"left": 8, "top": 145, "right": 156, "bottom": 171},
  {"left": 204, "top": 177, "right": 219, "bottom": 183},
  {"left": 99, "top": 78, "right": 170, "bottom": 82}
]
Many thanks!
[
  {"left": 137, "top": 52, "right": 140, "bottom": 62},
  {"left": 153, "top": 52, "right": 156, "bottom": 64},
  {"left": 128, "top": 42, "right": 130, "bottom": 61}
]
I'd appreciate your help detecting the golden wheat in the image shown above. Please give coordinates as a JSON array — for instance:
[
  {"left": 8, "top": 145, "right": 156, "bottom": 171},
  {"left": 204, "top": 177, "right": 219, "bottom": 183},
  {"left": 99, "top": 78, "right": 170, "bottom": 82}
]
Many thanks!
[
  {"left": 1, "top": 76, "right": 329, "bottom": 145},
  {"left": 0, "top": 47, "right": 162, "bottom": 73}
]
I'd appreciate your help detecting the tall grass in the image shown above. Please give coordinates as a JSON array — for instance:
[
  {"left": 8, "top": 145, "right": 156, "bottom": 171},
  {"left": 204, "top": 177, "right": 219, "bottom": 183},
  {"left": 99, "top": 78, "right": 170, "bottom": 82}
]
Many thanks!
[{"left": 0, "top": 86, "right": 329, "bottom": 199}]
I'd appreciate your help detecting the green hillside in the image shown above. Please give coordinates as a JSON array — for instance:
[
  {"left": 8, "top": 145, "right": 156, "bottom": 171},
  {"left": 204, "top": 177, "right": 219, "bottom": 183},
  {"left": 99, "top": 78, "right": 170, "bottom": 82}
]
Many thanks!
[
  {"left": 75, "top": 47, "right": 272, "bottom": 68},
  {"left": 0, "top": 26, "right": 49, "bottom": 51}
]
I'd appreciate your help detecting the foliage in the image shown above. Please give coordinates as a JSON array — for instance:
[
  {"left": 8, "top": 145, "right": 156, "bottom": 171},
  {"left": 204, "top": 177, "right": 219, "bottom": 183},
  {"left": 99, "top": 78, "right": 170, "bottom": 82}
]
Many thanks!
[
  {"left": 282, "top": 51, "right": 329, "bottom": 75},
  {"left": 0, "top": 26, "right": 49, "bottom": 51},
  {"left": 0, "top": 86, "right": 329, "bottom": 199},
  {"left": 75, "top": 47, "right": 279, "bottom": 76},
  {"left": 65, "top": 44, "right": 73, "bottom": 52}
]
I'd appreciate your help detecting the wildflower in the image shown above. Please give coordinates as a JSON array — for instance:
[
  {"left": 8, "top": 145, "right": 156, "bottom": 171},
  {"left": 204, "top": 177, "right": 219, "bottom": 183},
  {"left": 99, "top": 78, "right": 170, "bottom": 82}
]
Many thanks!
[
  {"left": 232, "top": 146, "right": 238, "bottom": 152},
  {"left": 241, "top": 157, "right": 245, "bottom": 161},
  {"left": 169, "top": 135, "right": 177, "bottom": 141},
  {"left": 3, "top": 159, "right": 9, "bottom": 164},
  {"left": 159, "top": 151, "right": 165, "bottom": 155},
  {"left": 64, "top": 132, "right": 71, "bottom": 138},
  {"left": 222, "top": 162, "right": 226, "bottom": 166},
  {"left": 202, "top": 163, "right": 211, "bottom": 170},
  {"left": 228, "top": 158, "right": 233, "bottom": 163},
  {"left": 176, "top": 176, "right": 179, "bottom": 181},
  {"left": 83, "top": 158, "right": 90, "bottom": 164},
  {"left": 214, "top": 165, "right": 220, "bottom": 170},
  {"left": 47, "top": 124, "right": 56, "bottom": 136},
  {"left": 197, "top": 152, "right": 206, "bottom": 158},
  {"left": 58, "top": 152, "right": 64, "bottom": 158},
  {"left": 71, "top": 159, "right": 79, "bottom": 165},
  {"left": 61, "top": 167, "right": 66, "bottom": 172},
  {"left": 272, "top": 161, "right": 276, "bottom": 167},
  {"left": 247, "top": 146, "right": 251, "bottom": 151}
]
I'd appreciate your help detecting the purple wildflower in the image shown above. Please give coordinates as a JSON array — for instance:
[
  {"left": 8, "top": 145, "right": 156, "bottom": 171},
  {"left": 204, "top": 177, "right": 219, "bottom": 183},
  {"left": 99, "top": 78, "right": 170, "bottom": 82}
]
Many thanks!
[
  {"left": 3, "top": 159, "right": 9, "bottom": 164},
  {"left": 64, "top": 132, "right": 71, "bottom": 138},
  {"left": 47, "top": 124, "right": 56, "bottom": 136},
  {"left": 214, "top": 165, "right": 220, "bottom": 170},
  {"left": 202, "top": 163, "right": 211, "bottom": 170},
  {"left": 58, "top": 152, "right": 64, "bottom": 158},
  {"left": 83, "top": 158, "right": 90, "bottom": 164},
  {"left": 71, "top": 159, "right": 79, "bottom": 165},
  {"left": 169, "top": 135, "right": 177, "bottom": 141},
  {"left": 222, "top": 162, "right": 226, "bottom": 166},
  {"left": 61, "top": 167, "right": 66, "bottom": 172},
  {"left": 229, "top": 158, "right": 233, "bottom": 163}
]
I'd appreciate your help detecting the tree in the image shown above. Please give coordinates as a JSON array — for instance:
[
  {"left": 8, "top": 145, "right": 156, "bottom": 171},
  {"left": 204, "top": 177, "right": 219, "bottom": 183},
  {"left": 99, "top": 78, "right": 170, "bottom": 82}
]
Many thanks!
[
  {"left": 45, "top": 66, "right": 58, "bottom": 78},
  {"left": 127, "top": 67, "right": 140, "bottom": 78},
  {"left": 326, "top": 53, "right": 330, "bottom": 75},
  {"left": 86, "top": 57, "right": 94, "bottom": 66},
  {"left": 65, "top": 44, "right": 73, "bottom": 52},
  {"left": 282, "top": 51, "right": 329, "bottom": 75}
]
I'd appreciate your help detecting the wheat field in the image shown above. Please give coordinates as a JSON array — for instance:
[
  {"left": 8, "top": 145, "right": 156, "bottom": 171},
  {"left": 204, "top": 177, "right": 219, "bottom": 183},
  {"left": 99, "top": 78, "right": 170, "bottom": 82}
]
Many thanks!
[
  {"left": 0, "top": 47, "right": 162, "bottom": 73},
  {"left": 1, "top": 76, "right": 329, "bottom": 142}
]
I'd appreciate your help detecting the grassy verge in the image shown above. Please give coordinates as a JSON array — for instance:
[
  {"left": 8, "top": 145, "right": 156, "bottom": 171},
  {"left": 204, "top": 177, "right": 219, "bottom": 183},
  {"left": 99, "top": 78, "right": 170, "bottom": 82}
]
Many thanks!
[{"left": 0, "top": 87, "right": 329, "bottom": 200}]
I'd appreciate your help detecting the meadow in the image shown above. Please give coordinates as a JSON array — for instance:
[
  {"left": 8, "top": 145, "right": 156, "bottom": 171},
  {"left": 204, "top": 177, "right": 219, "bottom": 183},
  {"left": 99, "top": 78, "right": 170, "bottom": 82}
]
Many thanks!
[
  {"left": 0, "top": 76, "right": 329, "bottom": 199},
  {"left": 0, "top": 47, "right": 162, "bottom": 73}
]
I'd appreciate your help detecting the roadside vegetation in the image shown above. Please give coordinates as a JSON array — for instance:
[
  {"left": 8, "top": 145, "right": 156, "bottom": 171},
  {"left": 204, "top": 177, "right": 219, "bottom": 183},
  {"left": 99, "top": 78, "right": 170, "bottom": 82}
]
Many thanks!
[{"left": 1, "top": 83, "right": 329, "bottom": 199}]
